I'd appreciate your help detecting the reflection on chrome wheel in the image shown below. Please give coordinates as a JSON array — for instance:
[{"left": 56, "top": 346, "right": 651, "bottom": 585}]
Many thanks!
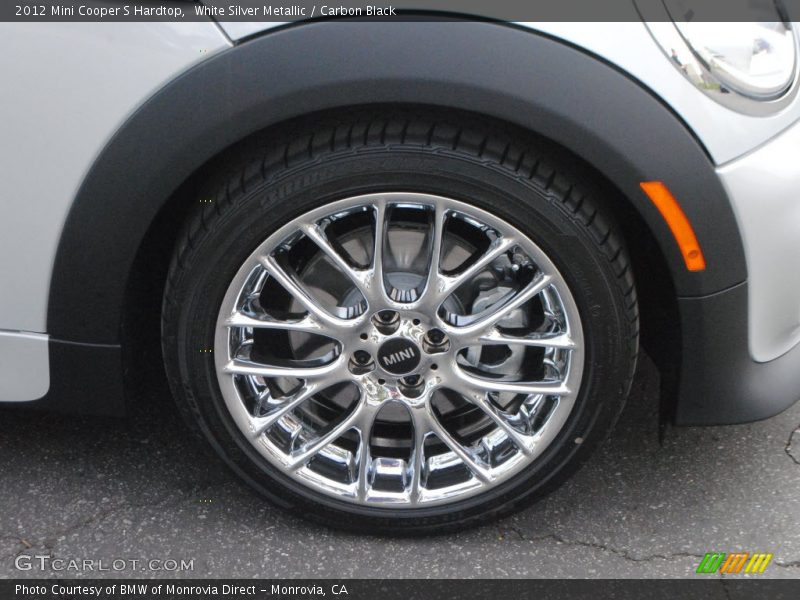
[
  {"left": 163, "top": 111, "right": 638, "bottom": 532},
  {"left": 214, "top": 193, "right": 584, "bottom": 507}
]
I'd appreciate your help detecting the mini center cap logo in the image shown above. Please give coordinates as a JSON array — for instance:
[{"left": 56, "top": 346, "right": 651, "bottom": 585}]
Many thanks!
[{"left": 377, "top": 338, "right": 421, "bottom": 375}]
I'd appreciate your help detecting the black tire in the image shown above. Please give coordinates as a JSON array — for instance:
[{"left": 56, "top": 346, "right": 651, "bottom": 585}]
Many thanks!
[{"left": 162, "top": 109, "right": 639, "bottom": 534}]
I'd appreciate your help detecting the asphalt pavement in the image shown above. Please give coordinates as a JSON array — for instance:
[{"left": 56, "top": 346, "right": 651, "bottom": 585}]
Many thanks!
[{"left": 1, "top": 354, "right": 799, "bottom": 579}]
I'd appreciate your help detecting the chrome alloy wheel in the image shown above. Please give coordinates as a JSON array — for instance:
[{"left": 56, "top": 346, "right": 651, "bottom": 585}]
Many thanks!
[{"left": 214, "top": 192, "right": 584, "bottom": 507}]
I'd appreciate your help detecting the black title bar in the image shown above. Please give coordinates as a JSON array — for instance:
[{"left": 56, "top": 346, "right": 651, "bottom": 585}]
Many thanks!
[
  {"left": 5, "top": 0, "right": 800, "bottom": 22},
  {"left": 5, "top": 579, "right": 800, "bottom": 600}
]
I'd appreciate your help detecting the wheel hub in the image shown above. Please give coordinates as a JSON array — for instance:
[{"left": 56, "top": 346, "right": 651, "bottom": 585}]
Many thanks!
[{"left": 376, "top": 336, "right": 422, "bottom": 375}]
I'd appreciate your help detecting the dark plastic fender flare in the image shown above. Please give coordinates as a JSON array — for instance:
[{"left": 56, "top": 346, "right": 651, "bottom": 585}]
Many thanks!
[{"left": 48, "top": 20, "right": 746, "bottom": 344}]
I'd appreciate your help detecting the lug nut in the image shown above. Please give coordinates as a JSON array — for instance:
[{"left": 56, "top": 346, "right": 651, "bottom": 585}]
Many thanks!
[
  {"left": 426, "top": 328, "right": 445, "bottom": 344},
  {"left": 349, "top": 350, "right": 374, "bottom": 375},
  {"left": 399, "top": 374, "right": 425, "bottom": 397},
  {"left": 353, "top": 350, "right": 372, "bottom": 364},
  {"left": 372, "top": 310, "right": 400, "bottom": 334},
  {"left": 423, "top": 328, "right": 450, "bottom": 354}
]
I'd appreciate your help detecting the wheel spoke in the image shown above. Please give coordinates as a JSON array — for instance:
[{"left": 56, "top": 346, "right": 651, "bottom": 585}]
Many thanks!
[
  {"left": 477, "top": 328, "right": 575, "bottom": 350},
  {"left": 287, "top": 401, "right": 366, "bottom": 470},
  {"left": 259, "top": 255, "right": 350, "bottom": 329},
  {"left": 518, "top": 395, "right": 549, "bottom": 435},
  {"left": 433, "top": 236, "right": 517, "bottom": 304},
  {"left": 300, "top": 223, "right": 371, "bottom": 300},
  {"left": 421, "top": 204, "right": 447, "bottom": 300},
  {"left": 225, "top": 311, "right": 324, "bottom": 334},
  {"left": 224, "top": 356, "right": 344, "bottom": 381},
  {"left": 454, "top": 367, "right": 570, "bottom": 396},
  {"left": 448, "top": 383, "right": 534, "bottom": 456},
  {"left": 408, "top": 405, "right": 430, "bottom": 504},
  {"left": 248, "top": 384, "right": 321, "bottom": 438},
  {"left": 423, "top": 406, "right": 492, "bottom": 484},
  {"left": 458, "top": 273, "right": 552, "bottom": 336},
  {"left": 355, "top": 405, "right": 380, "bottom": 500},
  {"left": 367, "top": 202, "right": 389, "bottom": 304}
]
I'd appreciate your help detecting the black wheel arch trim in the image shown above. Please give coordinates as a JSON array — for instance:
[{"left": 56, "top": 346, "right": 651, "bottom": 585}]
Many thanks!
[
  {"left": 48, "top": 20, "right": 746, "bottom": 344},
  {"left": 45, "top": 20, "right": 760, "bottom": 422}
]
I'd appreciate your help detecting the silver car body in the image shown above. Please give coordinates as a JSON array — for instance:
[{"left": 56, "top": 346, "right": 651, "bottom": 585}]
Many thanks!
[{"left": 1, "top": 19, "right": 798, "bottom": 405}]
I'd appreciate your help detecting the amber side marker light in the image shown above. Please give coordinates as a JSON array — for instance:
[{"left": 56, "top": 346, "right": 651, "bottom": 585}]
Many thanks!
[{"left": 640, "top": 181, "right": 707, "bottom": 272}]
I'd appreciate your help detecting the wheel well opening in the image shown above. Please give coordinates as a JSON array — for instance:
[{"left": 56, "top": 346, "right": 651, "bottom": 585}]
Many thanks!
[{"left": 121, "top": 104, "right": 681, "bottom": 421}]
